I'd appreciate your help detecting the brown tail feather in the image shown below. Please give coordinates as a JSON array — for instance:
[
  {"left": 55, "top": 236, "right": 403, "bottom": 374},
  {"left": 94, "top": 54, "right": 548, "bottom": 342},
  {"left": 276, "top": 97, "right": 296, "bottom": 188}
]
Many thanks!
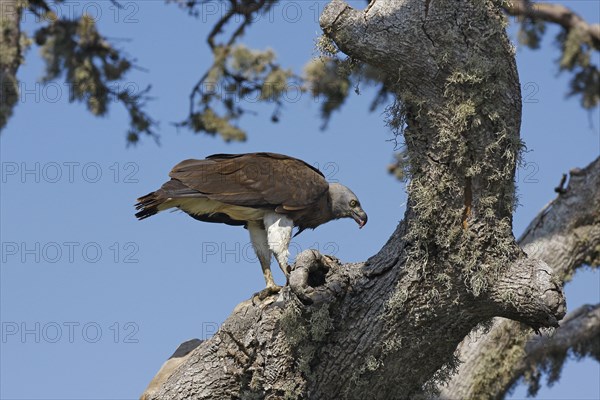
[
  {"left": 134, "top": 191, "right": 165, "bottom": 220},
  {"left": 135, "top": 179, "right": 206, "bottom": 220}
]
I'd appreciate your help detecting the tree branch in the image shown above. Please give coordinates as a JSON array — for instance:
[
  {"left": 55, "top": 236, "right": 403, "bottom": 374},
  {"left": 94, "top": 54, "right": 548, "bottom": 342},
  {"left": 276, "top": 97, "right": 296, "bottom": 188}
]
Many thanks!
[
  {"left": 518, "top": 303, "right": 600, "bottom": 395},
  {"left": 178, "top": 0, "right": 292, "bottom": 141},
  {"left": 504, "top": 0, "right": 600, "bottom": 49},
  {"left": 141, "top": 339, "right": 203, "bottom": 400},
  {"left": 438, "top": 156, "right": 600, "bottom": 399}
]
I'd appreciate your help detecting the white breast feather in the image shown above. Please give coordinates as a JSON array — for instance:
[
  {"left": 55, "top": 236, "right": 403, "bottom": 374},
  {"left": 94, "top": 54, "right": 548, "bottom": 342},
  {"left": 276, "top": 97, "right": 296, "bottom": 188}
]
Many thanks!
[{"left": 264, "top": 212, "right": 293, "bottom": 269}]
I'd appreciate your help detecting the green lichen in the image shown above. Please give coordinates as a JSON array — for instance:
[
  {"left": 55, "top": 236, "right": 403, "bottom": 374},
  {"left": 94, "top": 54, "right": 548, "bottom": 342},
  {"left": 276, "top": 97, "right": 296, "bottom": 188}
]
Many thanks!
[
  {"left": 365, "top": 355, "right": 382, "bottom": 372},
  {"left": 582, "top": 243, "right": 600, "bottom": 269},
  {"left": 260, "top": 68, "right": 291, "bottom": 101},
  {"left": 469, "top": 325, "right": 528, "bottom": 397},
  {"left": 385, "top": 285, "right": 409, "bottom": 313},
  {"left": 280, "top": 298, "right": 308, "bottom": 348},
  {"left": 230, "top": 45, "right": 275, "bottom": 77},
  {"left": 281, "top": 381, "right": 302, "bottom": 400},
  {"left": 343, "top": 354, "right": 384, "bottom": 398},
  {"left": 280, "top": 300, "right": 333, "bottom": 387},
  {"left": 32, "top": 10, "right": 155, "bottom": 143},
  {"left": 303, "top": 57, "right": 351, "bottom": 124},
  {"left": 393, "top": 6, "right": 525, "bottom": 296},
  {"left": 315, "top": 34, "right": 339, "bottom": 58},
  {"left": 184, "top": 43, "right": 295, "bottom": 138},
  {"left": 1, "top": 0, "right": 29, "bottom": 131},
  {"left": 309, "top": 304, "right": 333, "bottom": 341},
  {"left": 189, "top": 108, "right": 246, "bottom": 141},
  {"left": 517, "top": 18, "right": 546, "bottom": 50}
]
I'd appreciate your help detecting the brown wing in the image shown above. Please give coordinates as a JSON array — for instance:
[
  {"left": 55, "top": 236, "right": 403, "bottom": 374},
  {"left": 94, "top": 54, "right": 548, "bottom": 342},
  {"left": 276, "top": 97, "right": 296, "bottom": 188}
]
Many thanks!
[{"left": 168, "top": 153, "right": 329, "bottom": 210}]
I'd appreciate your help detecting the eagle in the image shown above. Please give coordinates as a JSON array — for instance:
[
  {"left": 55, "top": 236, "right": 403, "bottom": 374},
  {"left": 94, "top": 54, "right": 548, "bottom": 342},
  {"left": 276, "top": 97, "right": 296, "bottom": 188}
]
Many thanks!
[{"left": 135, "top": 152, "right": 367, "bottom": 293}]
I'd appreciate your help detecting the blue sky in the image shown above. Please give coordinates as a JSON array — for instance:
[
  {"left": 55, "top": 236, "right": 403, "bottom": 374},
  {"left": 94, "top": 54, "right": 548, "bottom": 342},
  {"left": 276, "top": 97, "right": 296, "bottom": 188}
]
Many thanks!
[{"left": 0, "top": 1, "right": 598, "bottom": 399}]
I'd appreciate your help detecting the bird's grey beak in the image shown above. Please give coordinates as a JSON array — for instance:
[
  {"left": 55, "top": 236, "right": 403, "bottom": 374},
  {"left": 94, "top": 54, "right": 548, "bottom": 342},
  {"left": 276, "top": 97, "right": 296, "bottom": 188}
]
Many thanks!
[{"left": 352, "top": 210, "right": 368, "bottom": 229}]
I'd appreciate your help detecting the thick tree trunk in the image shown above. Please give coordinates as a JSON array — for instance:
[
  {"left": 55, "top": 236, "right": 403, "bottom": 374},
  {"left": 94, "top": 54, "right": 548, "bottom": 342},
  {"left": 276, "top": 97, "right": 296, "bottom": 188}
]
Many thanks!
[
  {"left": 142, "top": 1, "right": 566, "bottom": 398},
  {"left": 438, "top": 157, "right": 600, "bottom": 399},
  {"left": 0, "top": 0, "right": 24, "bottom": 131}
]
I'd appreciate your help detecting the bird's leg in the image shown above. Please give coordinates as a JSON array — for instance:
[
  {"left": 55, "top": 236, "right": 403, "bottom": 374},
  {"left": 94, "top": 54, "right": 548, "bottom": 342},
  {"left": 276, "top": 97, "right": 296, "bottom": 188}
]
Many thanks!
[
  {"left": 261, "top": 265, "right": 278, "bottom": 289},
  {"left": 248, "top": 222, "right": 280, "bottom": 296},
  {"left": 264, "top": 213, "right": 293, "bottom": 281}
]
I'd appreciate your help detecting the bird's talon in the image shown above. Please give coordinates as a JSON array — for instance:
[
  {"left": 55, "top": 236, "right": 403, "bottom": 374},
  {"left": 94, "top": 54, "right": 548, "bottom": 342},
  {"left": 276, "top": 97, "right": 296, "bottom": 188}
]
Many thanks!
[{"left": 253, "top": 285, "right": 282, "bottom": 301}]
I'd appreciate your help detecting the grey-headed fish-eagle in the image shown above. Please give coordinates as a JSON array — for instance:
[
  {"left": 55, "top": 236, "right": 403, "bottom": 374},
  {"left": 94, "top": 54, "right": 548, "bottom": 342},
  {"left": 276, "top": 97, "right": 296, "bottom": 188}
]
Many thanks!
[{"left": 135, "top": 152, "right": 367, "bottom": 293}]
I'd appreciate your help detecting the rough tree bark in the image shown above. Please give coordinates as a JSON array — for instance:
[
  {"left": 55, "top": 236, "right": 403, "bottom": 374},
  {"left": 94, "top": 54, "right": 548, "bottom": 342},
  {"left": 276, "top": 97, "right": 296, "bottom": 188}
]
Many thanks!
[
  {"left": 142, "top": 1, "right": 568, "bottom": 398},
  {"left": 438, "top": 157, "right": 600, "bottom": 399}
]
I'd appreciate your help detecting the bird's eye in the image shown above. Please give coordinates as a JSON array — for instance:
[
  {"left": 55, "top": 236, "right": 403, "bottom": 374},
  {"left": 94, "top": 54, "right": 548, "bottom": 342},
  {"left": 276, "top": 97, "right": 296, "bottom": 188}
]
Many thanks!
[{"left": 349, "top": 200, "right": 358, "bottom": 208}]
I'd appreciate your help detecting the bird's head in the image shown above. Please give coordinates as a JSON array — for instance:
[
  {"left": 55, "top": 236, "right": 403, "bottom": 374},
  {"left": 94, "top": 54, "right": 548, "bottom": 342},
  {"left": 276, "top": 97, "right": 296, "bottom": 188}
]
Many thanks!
[{"left": 329, "top": 183, "right": 368, "bottom": 228}]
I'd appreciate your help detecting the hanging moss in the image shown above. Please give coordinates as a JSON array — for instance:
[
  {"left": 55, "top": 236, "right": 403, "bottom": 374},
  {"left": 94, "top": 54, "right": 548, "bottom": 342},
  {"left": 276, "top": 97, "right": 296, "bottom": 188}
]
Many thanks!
[{"left": 315, "top": 34, "right": 339, "bottom": 58}]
